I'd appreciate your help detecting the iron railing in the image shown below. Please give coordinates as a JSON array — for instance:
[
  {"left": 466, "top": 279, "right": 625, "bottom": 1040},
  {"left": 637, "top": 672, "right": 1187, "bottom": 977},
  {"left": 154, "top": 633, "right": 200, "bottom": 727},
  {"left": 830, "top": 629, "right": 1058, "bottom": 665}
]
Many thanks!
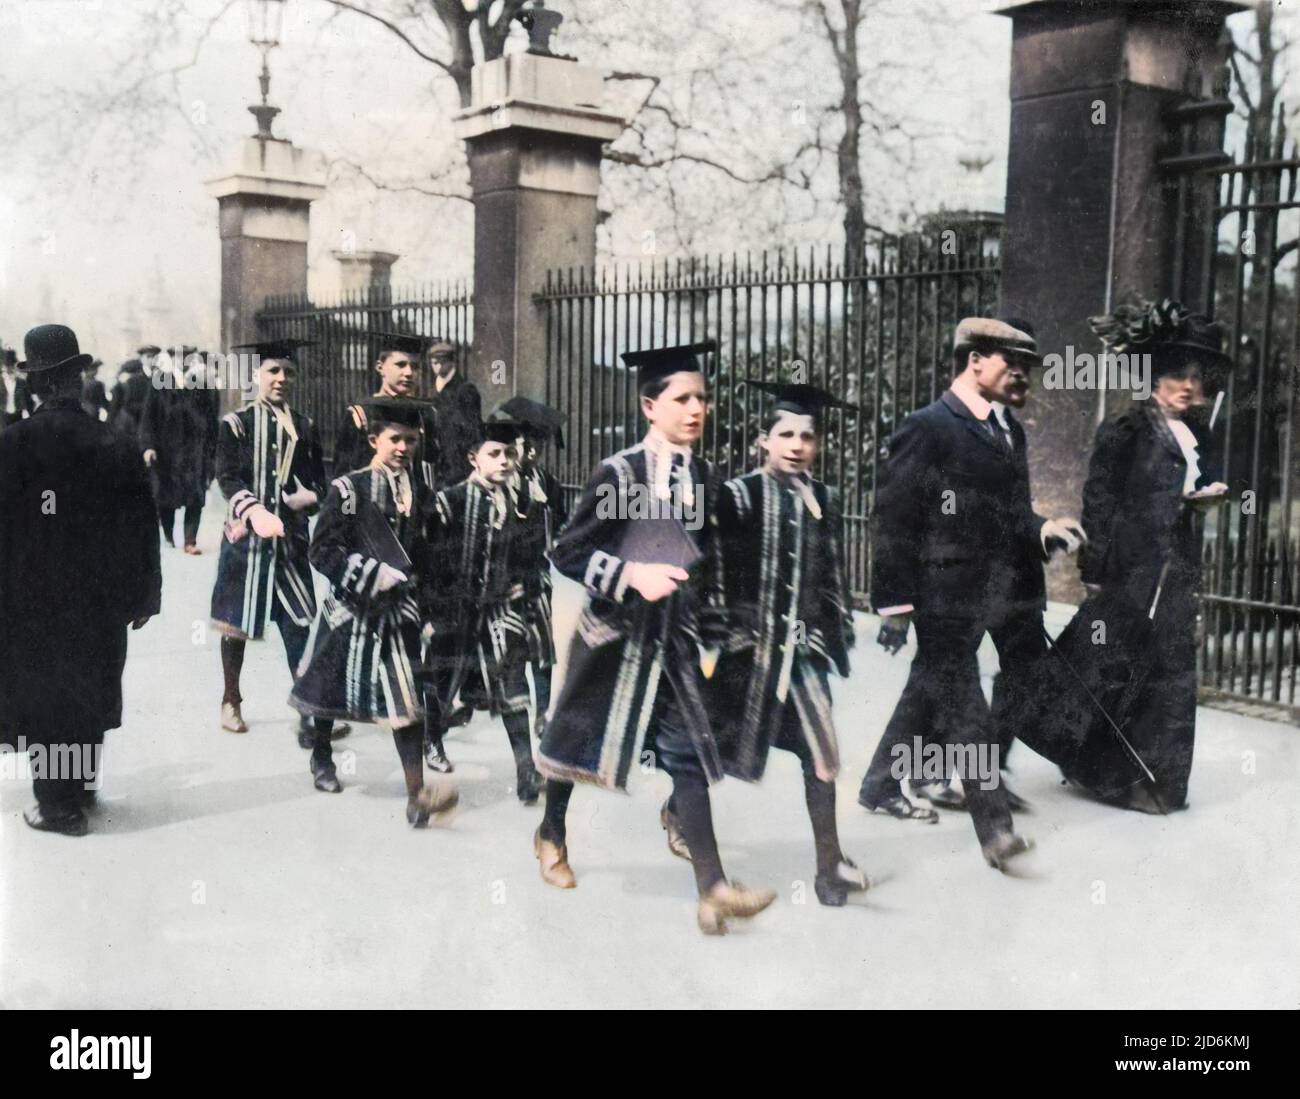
[
  {"left": 535, "top": 227, "right": 1002, "bottom": 607},
  {"left": 256, "top": 282, "right": 473, "bottom": 462}
]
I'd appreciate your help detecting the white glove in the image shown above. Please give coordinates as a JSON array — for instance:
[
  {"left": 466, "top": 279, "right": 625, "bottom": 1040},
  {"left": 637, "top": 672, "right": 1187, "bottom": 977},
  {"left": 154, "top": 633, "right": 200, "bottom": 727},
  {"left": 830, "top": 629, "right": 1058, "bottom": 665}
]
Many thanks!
[
  {"left": 247, "top": 504, "right": 285, "bottom": 540},
  {"left": 1041, "top": 517, "right": 1085, "bottom": 556},
  {"left": 281, "top": 476, "right": 318, "bottom": 512},
  {"left": 374, "top": 564, "right": 408, "bottom": 594},
  {"left": 142, "top": 449, "right": 158, "bottom": 467}
]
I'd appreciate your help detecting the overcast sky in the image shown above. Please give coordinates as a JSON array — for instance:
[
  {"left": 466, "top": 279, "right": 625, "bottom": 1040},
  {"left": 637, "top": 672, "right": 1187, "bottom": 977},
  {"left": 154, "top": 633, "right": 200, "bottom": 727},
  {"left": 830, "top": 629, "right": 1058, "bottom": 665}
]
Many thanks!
[{"left": 2, "top": 0, "right": 1253, "bottom": 368}]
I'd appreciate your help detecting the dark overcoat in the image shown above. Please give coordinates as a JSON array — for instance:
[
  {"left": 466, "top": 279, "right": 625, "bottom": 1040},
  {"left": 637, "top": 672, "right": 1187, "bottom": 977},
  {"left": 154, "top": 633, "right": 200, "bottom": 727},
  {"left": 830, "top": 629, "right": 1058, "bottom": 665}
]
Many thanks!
[
  {"left": 139, "top": 380, "right": 218, "bottom": 508},
  {"left": 109, "top": 369, "right": 152, "bottom": 442},
  {"left": 536, "top": 444, "right": 725, "bottom": 791},
  {"left": 427, "top": 371, "right": 482, "bottom": 487},
  {"left": 209, "top": 401, "right": 325, "bottom": 640},
  {"left": 870, "top": 390, "right": 1047, "bottom": 621},
  {"left": 289, "top": 468, "right": 431, "bottom": 725},
  {"left": 706, "top": 470, "right": 855, "bottom": 782},
  {"left": 0, "top": 397, "right": 161, "bottom": 737}
]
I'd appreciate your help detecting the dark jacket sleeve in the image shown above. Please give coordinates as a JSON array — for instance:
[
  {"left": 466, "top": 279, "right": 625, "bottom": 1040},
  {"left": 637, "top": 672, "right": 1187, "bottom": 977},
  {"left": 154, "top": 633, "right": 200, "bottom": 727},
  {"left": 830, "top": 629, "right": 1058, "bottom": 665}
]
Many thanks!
[
  {"left": 308, "top": 478, "right": 404, "bottom": 605},
  {"left": 1078, "top": 414, "right": 1139, "bottom": 585},
  {"left": 115, "top": 438, "right": 162, "bottom": 620},
  {"left": 551, "top": 460, "right": 633, "bottom": 603},
  {"left": 869, "top": 414, "right": 936, "bottom": 612},
  {"left": 215, "top": 413, "right": 254, "bottom": 513},
  {"left": 821, "top": 483, "right": 856, "bottom": 663},
  {"left": 298, "top": 418, "right": 327, "bottom": 512},
  {"left": 333, "top": 407, "right": 365, "bottom": 477},
  {"left": 137, "top": 385, "right": 162, "bottom": 455}
]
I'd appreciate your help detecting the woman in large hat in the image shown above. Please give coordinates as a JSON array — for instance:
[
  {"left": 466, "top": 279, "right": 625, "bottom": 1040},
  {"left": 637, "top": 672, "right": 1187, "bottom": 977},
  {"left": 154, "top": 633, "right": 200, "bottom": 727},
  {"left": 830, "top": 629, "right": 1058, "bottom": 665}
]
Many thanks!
[{"left": 1044, "top": 299, "right": 1229, "bottom": 813}]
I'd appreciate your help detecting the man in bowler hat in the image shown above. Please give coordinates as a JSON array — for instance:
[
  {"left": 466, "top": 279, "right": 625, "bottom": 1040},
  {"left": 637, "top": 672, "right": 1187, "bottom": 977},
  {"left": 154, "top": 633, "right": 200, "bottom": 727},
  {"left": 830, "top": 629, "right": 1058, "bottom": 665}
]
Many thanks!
[{"left": 0, "top": 325, "right": 161, "bottom": 836}]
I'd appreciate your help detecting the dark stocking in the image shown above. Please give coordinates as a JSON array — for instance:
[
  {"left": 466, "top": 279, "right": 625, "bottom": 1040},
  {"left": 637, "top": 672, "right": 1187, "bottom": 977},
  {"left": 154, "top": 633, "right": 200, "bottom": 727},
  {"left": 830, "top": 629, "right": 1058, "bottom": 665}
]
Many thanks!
[
  {"left": 220, "top": 637, "right": 245, "bottom": 705},
  {"left": 669, "top": 772, "right": 725, "bottom": 896},
  {"left": 539, "top": 779, "right": 573, "bottom": 846}
]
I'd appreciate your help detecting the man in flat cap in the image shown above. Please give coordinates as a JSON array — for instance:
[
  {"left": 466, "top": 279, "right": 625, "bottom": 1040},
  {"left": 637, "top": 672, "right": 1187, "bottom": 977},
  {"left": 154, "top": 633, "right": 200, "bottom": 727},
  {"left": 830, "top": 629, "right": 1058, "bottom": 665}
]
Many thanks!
[
  {"left": 425, "top": 339, "right": 481, "bottom": 488},
  {"left": 0, "top": 325, "right": 161, "bottom": 835},
  {"left": 857, "top": 316, "right": 1084, "bottom": 870},
  {"left": 108, "top": 347, "right": 158, "bottom": 446}
]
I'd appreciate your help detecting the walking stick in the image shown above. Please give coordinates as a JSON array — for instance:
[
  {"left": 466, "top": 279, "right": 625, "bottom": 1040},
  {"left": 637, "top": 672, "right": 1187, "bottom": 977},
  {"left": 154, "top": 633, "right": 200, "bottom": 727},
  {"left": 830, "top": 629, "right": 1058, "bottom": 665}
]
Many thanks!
[{"left": 1039, "top": 624, "right": 1163, "bottom": 802}]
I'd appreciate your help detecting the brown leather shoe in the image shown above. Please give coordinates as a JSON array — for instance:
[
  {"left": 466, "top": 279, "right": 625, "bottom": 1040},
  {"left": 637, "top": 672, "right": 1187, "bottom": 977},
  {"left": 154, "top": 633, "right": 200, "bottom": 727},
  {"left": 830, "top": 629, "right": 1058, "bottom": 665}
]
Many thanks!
[
  {"left": 982, "top": 832, "right": 1034, "bottom": 872},
  {"left": 533, "top": 827, "right": 576, "bottom": 889},
  {"left": 183, "top": 543, "right": 202, "bottom": 556},
  {"left": 220, "top": 701, "right": 248, "bottom": 733},
  {"left": 660, "top": 800, "right": 692, "bottom": 861},
  {"left": 697, "top": 879, "right": 777, "bottom": 935},
  {"left": 407, "top": 779, "right": 458, "bottom": 826}
]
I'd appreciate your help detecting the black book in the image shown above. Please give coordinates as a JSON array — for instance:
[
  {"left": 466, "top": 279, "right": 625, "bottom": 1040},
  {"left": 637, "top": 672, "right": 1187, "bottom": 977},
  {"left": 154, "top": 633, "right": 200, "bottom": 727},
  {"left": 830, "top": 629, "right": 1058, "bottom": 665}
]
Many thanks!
[
  {"left": 356, "top": 499, "right": 412, "bottom": 573},
  {"left": 617, "top": 514, "right": 703, "bottom": 572}
]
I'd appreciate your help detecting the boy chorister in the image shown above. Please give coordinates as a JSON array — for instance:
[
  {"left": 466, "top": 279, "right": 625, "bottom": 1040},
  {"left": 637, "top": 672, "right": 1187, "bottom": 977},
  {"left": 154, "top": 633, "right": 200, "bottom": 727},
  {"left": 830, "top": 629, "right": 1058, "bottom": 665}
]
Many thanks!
[
  {"left": 533, "top": 340, "right": 777, "bottom": 936},
  {"left": 210, "top": 339, "right": 339, "bottom": 745},
  {"left": 705, "top": 380, "right": 870, "bottom": 906},
  {"left": 289, "top": 398, "right": 457, "bottom": 826},
  {"left": 492, "top": 396, "right": 570, "bottom": 743},
  {"left": 332, "top": 331, "right": 440, "bottom": 488},
  {"left": 425, "top": 419, "right": 549, "bottom": 805}
]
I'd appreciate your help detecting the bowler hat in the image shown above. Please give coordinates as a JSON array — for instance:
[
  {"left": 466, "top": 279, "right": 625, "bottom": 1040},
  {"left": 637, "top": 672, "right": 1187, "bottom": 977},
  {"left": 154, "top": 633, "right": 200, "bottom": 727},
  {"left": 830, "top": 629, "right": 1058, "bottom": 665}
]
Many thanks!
[{"left": 19, "top": 324, "right": 93, "bottom": 374}]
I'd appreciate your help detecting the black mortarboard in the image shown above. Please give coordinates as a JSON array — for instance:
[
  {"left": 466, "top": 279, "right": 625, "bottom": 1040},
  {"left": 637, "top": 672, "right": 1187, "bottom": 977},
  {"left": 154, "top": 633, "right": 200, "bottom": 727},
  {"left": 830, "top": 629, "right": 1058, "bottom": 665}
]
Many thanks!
[
  {"left": 362, "top": 397, "right": 433, "bottom": 431},
  {"left": 747, "top": 380, "right": 851, "bottom": 423},
  {"left": 231, "top": 338, "right": 316, "bottom": 362},
  {"left": 365, "top": 331, "right": 429, "bottom": 357},
  {"left": 620, "top": 339, "right": 716, "bottom": 386},
  {"left": 490, "top": 396, "right": 567, "bottom": 449},
  {"left": 477, "top": 419, "right": 524, "bottom": 447}
]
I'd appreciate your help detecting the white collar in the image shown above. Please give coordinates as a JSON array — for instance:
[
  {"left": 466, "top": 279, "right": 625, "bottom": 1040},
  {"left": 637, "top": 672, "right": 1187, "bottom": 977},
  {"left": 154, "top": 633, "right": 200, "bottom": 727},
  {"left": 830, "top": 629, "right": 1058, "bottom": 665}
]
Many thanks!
[
  {"left": 950, "top": 375, "right": 995, "bottom": 421},
  {"left": 644, "top": 427, "right": 693, "bottom": 463}
]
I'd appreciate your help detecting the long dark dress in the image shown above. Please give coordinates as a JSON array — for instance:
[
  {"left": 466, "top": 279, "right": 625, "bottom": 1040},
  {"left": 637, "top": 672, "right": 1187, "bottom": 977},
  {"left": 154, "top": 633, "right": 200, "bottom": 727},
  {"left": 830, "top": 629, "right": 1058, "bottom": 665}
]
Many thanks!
[{"left": 1039, "top": 404, "right": 1217, "bottom": 810}]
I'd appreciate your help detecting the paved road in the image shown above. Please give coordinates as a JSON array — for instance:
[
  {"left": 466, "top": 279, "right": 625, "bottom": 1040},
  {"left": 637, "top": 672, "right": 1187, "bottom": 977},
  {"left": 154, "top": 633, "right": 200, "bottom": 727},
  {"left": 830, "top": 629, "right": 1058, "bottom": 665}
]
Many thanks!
[{"left": 3, "top": 491, "right": 1297, "bottom": 1008}]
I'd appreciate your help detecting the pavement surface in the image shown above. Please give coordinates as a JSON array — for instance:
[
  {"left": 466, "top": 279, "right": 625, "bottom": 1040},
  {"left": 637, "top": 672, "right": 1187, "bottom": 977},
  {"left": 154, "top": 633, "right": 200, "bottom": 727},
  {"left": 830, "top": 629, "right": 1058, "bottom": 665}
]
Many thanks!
[{"left": 2, "top": 490, "right": 1297, "bottom": 1009}]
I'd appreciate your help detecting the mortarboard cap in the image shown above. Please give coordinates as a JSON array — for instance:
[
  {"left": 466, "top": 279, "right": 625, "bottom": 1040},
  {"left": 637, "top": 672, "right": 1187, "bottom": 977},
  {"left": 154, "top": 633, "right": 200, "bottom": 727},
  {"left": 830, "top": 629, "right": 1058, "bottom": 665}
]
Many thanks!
[
  {"left": 232, "top": 338, "right": 316, "bottom": 362},
  {"left": 620, "top": 338, "right": 716, "bottom": 386},
  {"left": 361, "top": 396, "right": 432, "bottom": 431},
  {"left": 747, "top": 380, "right": 851, "bottom": 423},
  {"left": 366, "top": 331, "right": 430, "bottom": 357},
  {"left": 490, "top": 396, "right": 567, "bottom": 449},
  {"left": 476, "top": 419, "right": 525, "bottom": 447}
]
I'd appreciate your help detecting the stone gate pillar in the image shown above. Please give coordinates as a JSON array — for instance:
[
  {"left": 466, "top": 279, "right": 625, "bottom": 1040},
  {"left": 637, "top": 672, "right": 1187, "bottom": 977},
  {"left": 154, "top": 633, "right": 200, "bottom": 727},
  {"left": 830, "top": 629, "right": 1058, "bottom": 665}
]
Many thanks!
[
  {"left": 452, "top": 41, "right": 624, "bottom": 414},
  {"left": 996, "top": 0, "right": 1244, "bottom": 601},
  {"left": 207, "top": 135, "right": 327, "bottom": 406}
]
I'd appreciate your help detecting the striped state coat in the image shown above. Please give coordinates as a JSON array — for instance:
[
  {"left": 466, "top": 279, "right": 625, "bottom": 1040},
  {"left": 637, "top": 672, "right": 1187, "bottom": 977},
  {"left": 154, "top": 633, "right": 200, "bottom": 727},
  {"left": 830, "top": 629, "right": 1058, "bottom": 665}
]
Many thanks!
[
  {"left": 509, "top": 464, "right": 569, "bottom": 670},
  {"left": 210, "top": 401, "right": 325, "bottom": 640},
  {"left": 332, "top": 400, "right": 440, "bottom": 488},
  {"left": 289, "top": 469, "right": 431, "bottom": 725},
  {"left": 425, "top": 479, "right": 550, "bottom": 717},
  {"left": 537, "top": 444, "right": 725, "bottom": 792},
  {"left": 706, "top": 471, "right": 855, "bottom": 783}
]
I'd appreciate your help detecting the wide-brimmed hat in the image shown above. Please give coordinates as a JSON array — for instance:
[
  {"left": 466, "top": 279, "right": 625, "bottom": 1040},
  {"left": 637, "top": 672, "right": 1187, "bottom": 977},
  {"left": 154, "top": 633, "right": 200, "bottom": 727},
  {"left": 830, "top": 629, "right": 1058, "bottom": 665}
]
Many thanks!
[
  {"left": 19, "top": 324, "right": 93, "bottom": 374},
  {"left": 953, "top": 316, "right": 1042, "bottom": 366},
  {"left": 1089, "top": 298, "right": 1231, "bottom": 379}
]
